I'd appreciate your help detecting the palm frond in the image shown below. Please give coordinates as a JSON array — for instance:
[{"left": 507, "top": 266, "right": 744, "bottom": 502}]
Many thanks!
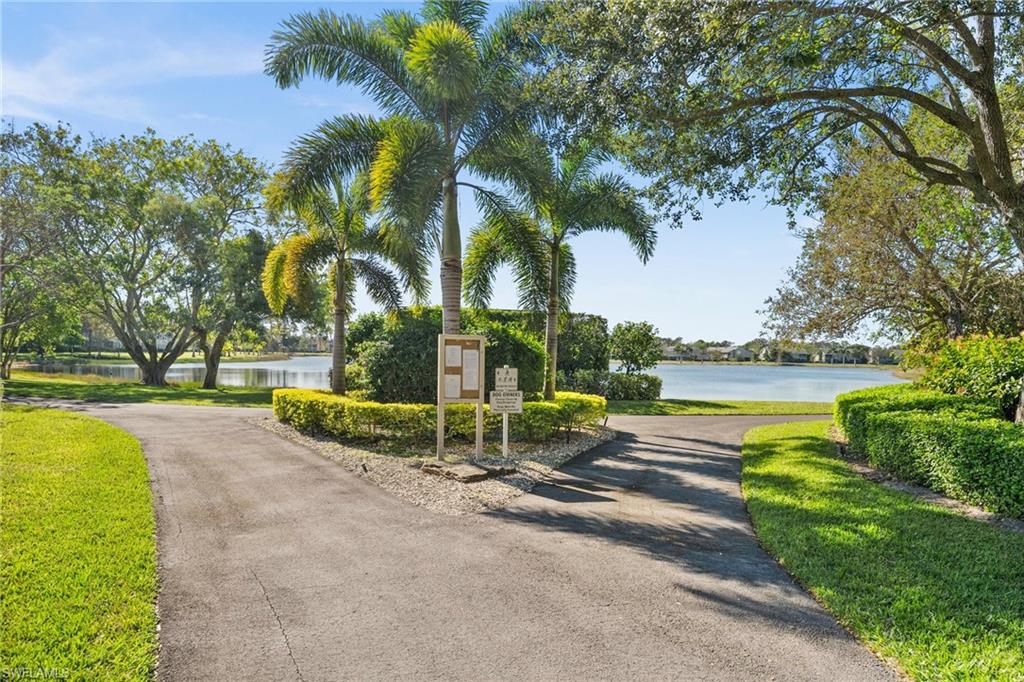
[
  {"left": 351, "top": 256, "right": 403, "bottom": 310},
  {"left": 564, "top": 173, "right": 657, "bottom": 263},
  {"left": 468, "top": 133, "right": 554, "bottom": 210},
  {"left": 377, "top": 9, "right": 421, "bottom": 50},
  {"left": 405, "top": 20, "right": 480, "bottom": 102},
  {"left": 283, "top": 231, "right": 334, "bottom": 311},
  {"left": 265, "top": 10, "right": 426, "bottom": 118},
  {"left": 261, "top": 242, "right": 290, "bottom": 314},
  {"left": 369, "top": 119, "right": 447, "bottom": 243},
  {"left": 558, "top": 140, "right": 610, "bottom": 196},
  {"left": 462, "top": 220, "right": 507, "bottom": 308},
  {"left": 557, "top": 242, "right": 577, "bottom": 310},
  {"left": 422, "top": 0, "right": 488, "bottom": 37},
  {"left": 283, "top": 114, "right": 390, "bottom": 197}
]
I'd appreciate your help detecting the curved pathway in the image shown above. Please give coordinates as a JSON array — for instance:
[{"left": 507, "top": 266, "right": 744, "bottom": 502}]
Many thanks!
[{"left": 65, "top": 403, "right": 892, "bottom": 681}]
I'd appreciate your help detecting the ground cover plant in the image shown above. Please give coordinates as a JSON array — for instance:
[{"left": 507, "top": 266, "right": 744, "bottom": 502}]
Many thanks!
[
  {"left": 0, "top": 405, "right": 157, "bottom": 678},
  {"left": 742, "top": 420, "right": 1024, "bottom": 680}
]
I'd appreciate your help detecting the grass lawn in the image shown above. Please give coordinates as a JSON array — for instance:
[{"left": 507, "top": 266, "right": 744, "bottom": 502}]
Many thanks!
[
  {"left": 3, "top": 371, "right": 274, "bottom": 407},
  {"left": 742, "top": 420, "right": 1024, "bottom": 680},
  {"left": 607, "top": 398, "right": 833, "bottom": 415},
  {"left": 0, "top": 405, "right": 158, "bottom": 678}
]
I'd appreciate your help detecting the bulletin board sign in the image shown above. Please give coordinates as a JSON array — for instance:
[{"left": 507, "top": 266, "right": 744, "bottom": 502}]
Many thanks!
[{"left": 436, "top": 334, "right": 486, "bottom": 459}]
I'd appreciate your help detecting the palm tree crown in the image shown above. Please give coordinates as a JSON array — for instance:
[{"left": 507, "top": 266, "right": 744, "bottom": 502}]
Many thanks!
[
  {"left": 265, "top": 0, "right": 534, "bottom": 333},
  {"left": 262, "top": 174, "right": 415, "bottom": 393},
  {"left": 464, "top": 137, "right": 656, "bottom": 398}
]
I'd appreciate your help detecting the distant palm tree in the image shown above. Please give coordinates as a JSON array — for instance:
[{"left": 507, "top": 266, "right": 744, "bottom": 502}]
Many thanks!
[
  {"left": 262, "top": 174, "right": 416, "bottom": 394},
  {"left": 264, "top": 0, "right": 534, "bottom": 333},
  {"left": 464, "top": 138, "right": 656, "bottom": 399}
]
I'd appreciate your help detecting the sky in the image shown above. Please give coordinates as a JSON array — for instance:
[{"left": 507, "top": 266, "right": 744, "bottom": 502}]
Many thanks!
[{"left": 1, "top": 1, "right": 812, "bottom": 343}]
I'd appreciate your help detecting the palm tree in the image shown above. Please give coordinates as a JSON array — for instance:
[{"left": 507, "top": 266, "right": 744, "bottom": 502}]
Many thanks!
[
  {"left": 264, "top": 0, "right": 534, "bottom": 333},
  {"left": 464, "top": 138, "right": 656, "bottom": 399},
  {"left": 262, "top": 174, "right": 416, "bottom": 394}
]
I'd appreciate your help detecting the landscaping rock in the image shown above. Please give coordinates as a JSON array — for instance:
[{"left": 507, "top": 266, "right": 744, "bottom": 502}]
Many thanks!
[{"left": 421, "top": 461, "right": 491, "bottom": 482}]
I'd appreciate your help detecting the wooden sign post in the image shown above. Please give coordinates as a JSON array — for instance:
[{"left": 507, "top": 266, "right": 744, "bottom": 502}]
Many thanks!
[{"left": 436, "top": 334, "right": 486, "bottom": 460}]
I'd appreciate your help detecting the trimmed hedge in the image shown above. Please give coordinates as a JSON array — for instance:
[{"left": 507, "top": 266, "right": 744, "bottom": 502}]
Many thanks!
[
  {"left": 833, "top": 384, "right": 1001, "bottom": 451},
  {"left": 864, "top": 411, "right": 1024, "bottom": 517},
  {"left": 273, "top": 389, "right": 605, "bottom": 443},
  {"left": 834, "top": 384, "right": 1023, "bottom": 517},
  {"left": 558, "top": 369, "right": 662, "bottom": 400}
]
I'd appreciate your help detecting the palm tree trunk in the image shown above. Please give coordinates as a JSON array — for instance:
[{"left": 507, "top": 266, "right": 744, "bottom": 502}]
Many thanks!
[
  {"left": 544, "top": 243, "right": 560, "bottom": 401},
  {"left": 439, "top": 177, "right": 461, "bottom": 334},
  {"left": 1015, "top": 378, "right": 1024, "bottom": 425},
  {"left": 331, "top": 257, "right": 347, "bottom": 394}
]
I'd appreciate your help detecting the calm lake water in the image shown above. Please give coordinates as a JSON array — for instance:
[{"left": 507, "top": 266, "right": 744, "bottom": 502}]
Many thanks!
[{"left": 27, "top": 356, "right": 906, "bottom": 401}]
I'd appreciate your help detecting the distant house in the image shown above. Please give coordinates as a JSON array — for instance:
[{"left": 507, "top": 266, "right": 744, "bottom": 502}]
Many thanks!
[
  {"left": 783, "top": 351, "right": 812, "bottom": 363},
  {"left": 869, "top": 347, "right": 903, "bottom": 365},
  {"left": 661, "top": 343, "right": 685, "bottom": 361},
  {"left": 814, "top": 350, "right": 868, "bottom": 364},
  {"left": 707, "top": 345, "right": 754, "bottom": 361}
]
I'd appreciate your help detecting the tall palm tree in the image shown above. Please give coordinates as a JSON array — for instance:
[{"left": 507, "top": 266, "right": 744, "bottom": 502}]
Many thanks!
[
  {"left": 464, "top": 138, "right": 656, "bottom": 399},
  {"left": 264, "top": 0, "right": 534, "bottom": 333},
  {"left": 262, "top": 174, "right": 416, "bottom": 394}
]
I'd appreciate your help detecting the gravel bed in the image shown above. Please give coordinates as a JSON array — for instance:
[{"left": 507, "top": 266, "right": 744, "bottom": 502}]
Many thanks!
[{"left": 252, "top": 416, "right": 617, "bottom": 515}]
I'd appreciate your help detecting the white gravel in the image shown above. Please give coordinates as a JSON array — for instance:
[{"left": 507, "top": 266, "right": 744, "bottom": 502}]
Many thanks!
[{"left": 252, "top": 416, "right": 617, "bottom": 515}]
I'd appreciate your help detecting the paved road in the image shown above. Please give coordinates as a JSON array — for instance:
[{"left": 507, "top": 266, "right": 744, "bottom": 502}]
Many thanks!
[{"left": 63, "top": 403, "right": 893, "bottom": 681}]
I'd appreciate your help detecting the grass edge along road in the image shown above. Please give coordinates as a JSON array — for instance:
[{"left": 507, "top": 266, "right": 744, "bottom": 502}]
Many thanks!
[
  {"left": 4, "top": 372, "right": 834, "bottom": 415},
  {"left": 0, "top": 405, "right": 158, "bottom": 678},
  {"left": 741, "top": 420, "right": 1024, "bottom": 680}
]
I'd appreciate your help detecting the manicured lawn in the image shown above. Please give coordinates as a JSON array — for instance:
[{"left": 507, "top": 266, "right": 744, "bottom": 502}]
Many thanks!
[
  {"left": 0, "top": 405, "right": 158, "bottom": 678},
  {"left": 608, "top": 398, "right": 833, "bottom": 415},
  {"left": 742, "top": 420, "right": 1024, "bottom": 680},
  {"left": 3, "top": 371, "right": 274, "bottom": 407}
]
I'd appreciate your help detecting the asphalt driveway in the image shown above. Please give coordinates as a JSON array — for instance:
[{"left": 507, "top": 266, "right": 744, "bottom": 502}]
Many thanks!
[{"left": 68, "top": 403, "right": 893, "bottom": 681}]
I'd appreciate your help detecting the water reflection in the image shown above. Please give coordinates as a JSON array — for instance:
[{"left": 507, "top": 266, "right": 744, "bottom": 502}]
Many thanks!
[{"left": 24, "top": 355, "right": 906, "bottom": 401}]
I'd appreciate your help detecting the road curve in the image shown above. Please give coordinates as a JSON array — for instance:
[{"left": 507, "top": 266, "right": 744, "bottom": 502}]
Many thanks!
[{"left": 61, "top": 403, "right": 893, "bottom": 681}]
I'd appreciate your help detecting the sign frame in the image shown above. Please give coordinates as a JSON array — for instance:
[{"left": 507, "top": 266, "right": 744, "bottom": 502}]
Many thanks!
[{"left": 436, "top": 334, "right": 486, "bottom": 460}]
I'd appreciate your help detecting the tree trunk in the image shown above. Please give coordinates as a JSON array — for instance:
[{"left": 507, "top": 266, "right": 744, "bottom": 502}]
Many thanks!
[
  {"left": 544, "top": 243, "right": 560, "bottom": 401},
  {"left": 199, "top": 328, "right": 230, "bottom": 390},
  {"left": 139, "top": 359, "right": 168, "bottom": 386},
  {"left": 439, "top": 177, "right": 461, "bottom": 334},
  {"left": 331, "top": 257, "right": 347, "bottom": 394}
]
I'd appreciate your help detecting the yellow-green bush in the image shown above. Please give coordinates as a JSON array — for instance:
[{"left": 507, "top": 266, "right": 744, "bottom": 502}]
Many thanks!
[{"left": 272, "top": 388, "right": 606, "bottom": 443}]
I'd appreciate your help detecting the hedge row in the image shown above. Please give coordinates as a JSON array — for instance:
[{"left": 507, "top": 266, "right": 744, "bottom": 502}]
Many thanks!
[
  {"left": 833, "top": 384, "right": 1001, "bottom": 451},
  {"left": 834, "top": 384, "right": 1024, "bottom": 517},
  {"left": 557, "top": 369, "right": 662, "bottom": 400},
  {"left": 273, "top": 389, "right": 606, "bottom": 443}
]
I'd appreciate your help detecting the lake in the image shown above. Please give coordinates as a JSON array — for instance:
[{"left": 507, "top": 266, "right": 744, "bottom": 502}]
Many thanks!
[{"left": 24, "top": 356, "right": 906, "bottom": 402}]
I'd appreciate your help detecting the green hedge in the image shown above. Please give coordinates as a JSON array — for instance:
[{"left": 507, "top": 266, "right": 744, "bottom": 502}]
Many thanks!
[
  {"left": 863, "top": 411, "right": 1024, "bottom": 517},
  {"left": 558, "top": 369, "right": 662, "bottom": 400},
  {"left": 919, "top": 334, "right": 1024, "bottom": 418},
  {"left": 834, "top": 384, "right": 1023, "bottom": 517},
  {"left": 272, "top": 389, "right": 605, "bottom": 443},
  {"left": 354, "top": 307, "right": 546, "bottom": 403},
  {"left": 833, "top": 384, "right": 1001, "bottom": 451}
]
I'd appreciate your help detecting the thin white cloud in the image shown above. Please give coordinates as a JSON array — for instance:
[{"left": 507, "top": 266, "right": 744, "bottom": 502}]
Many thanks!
[{"left": 2, "top": 31, "right": 263, "bottom": 123}]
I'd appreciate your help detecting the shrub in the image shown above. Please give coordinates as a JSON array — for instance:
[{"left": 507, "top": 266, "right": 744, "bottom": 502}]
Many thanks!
[
  {"left": 356, "top": 307, "right": 546, "bottom": 403},
  {"left": 863, "top": 410, "right": 1024, "bottom": 517},
  {"left": 610, "top": 321, "right": 661, "bottom": 374},
  {"left": 272, "top": 388, "right": 604, "bottom": 443},
  {"left": 556, "top": 314, "right": 611, "bottom": 374},
  {"left": 834, "top": 384, "right": 1000, "bottom": 450},
  {"left": 920, "top": 334, "right": 1024, "bottom": 418},
  {"left": 558, "top": 369, "right": 662, "bottom": 400}
]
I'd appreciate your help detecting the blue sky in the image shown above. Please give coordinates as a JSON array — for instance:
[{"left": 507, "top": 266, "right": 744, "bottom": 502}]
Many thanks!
[{"left": 1, "top": 1, "right": 811, "bottom": 343}]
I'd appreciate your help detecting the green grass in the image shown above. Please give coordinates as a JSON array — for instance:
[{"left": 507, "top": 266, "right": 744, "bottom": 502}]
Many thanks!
[
  {"left": 607, "top": 398, "right": 833, "bottom": 415},
  {"left": 1, "top": 405, "right": 158, "bottom": 678},
  {"left": 742, "top": 420, "right": 1024, "bottom": 680},
  {"left": 3, "top": 371, "right": 274, "bottom": 407}
]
